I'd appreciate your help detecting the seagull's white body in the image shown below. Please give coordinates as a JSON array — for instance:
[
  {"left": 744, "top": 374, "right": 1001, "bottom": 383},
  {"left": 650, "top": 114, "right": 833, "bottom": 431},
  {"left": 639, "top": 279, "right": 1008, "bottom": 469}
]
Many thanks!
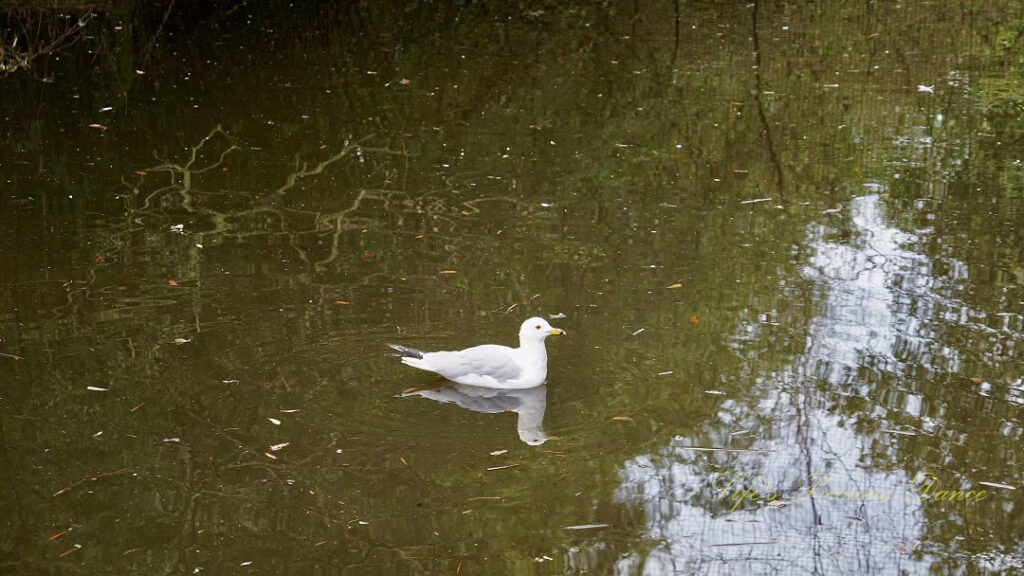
[{"left": 389, "top": 317, "right": 565, "bottom": 389}]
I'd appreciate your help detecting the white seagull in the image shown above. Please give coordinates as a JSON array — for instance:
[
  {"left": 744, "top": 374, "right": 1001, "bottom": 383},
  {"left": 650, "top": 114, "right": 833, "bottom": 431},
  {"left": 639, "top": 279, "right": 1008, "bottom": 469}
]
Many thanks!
[{"left": 389, "top": 317, "right": 566, "bottom": 389}]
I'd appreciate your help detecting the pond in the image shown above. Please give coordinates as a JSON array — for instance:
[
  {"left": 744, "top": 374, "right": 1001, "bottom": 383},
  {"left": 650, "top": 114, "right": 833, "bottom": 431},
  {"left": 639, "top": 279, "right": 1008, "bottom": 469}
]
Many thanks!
[{"left": 1, "top": 1, "right": 1021, "bottom": 574}]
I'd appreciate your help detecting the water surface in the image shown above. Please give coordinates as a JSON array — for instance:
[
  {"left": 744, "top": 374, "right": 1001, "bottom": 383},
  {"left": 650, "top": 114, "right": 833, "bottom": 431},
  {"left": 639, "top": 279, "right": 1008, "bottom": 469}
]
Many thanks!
[{"left": 1, "top": 2, "right": 1021, "bottom": 574}]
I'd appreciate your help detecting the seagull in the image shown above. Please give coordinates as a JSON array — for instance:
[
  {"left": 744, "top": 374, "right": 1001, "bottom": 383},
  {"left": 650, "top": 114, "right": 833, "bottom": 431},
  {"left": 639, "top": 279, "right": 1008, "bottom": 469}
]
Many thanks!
[{"left": 389, "top": 317, "right": 566, "bottom": 389}]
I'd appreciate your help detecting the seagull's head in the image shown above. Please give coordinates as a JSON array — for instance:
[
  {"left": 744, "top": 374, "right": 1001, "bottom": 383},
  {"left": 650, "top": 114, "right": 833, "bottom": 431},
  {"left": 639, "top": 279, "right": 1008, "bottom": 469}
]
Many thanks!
[{"left": 520, "top": 317, "right": 566, "bottom": 342}]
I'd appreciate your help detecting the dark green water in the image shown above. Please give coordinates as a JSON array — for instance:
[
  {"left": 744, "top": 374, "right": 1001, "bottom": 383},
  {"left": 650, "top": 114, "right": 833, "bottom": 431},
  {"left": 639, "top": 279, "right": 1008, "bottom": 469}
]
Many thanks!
[{"left": 1, "top": 2, "right": 1021, "bottom": 574}]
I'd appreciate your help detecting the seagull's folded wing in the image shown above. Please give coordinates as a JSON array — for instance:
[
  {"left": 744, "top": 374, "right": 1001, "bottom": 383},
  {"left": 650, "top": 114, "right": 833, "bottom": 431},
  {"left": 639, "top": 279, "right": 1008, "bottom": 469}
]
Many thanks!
[{"left": 426, "top": 345, "right": 524, "bottom": 382}]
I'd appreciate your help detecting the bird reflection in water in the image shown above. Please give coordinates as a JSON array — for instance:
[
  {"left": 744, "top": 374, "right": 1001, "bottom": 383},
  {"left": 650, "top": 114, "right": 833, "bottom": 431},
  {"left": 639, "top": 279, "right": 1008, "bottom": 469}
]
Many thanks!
[{"left": 397, "top": 384, "right": 549, "bottom": 446}]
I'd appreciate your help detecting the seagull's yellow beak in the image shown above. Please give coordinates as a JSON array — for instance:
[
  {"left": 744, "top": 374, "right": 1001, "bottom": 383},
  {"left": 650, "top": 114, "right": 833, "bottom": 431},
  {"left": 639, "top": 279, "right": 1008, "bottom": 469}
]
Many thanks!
[{"left": 549, "top": 328, "right": 566, "bottom": 336}]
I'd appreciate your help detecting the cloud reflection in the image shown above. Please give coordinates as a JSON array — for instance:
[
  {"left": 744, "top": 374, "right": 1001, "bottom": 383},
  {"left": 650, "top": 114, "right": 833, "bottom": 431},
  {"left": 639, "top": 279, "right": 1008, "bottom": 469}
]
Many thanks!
[{"left": 610, "top": 194, "right": 1019, "bottom": 573}]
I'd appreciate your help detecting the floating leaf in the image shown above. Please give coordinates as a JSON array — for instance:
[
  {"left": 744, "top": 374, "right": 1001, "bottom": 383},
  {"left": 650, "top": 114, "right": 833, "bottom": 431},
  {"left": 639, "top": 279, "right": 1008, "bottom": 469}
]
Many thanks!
[
  {"left": 766, "top": 499, "right": 789, "bottom": 508},
  {"left": 168, "top": 279, "right": 179, "bottom": 286},
  {"left": 970, "top": 377, "right": 983, "bottom": 384},
  {"left": 59, "top": 544, "right": 82, "bottom": 558},
  {"left": 94, "top": 255, "right": 106, "bottom": 263},
  {"left": 689, "top": 315, "right": 700, "bottom": 325}
]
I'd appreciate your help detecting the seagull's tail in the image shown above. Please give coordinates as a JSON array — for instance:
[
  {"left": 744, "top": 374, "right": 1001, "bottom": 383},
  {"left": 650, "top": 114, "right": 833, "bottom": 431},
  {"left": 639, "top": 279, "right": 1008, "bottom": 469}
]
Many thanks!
[{"left": 388, "top": 344, "right": 424, "bottom": 360}]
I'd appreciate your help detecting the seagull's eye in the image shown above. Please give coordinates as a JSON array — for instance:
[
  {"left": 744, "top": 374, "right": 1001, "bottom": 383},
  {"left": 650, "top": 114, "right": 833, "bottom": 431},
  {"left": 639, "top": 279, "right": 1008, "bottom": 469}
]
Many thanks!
[{"left": 535, "top": 325, "right": 542, "bottom": 330}]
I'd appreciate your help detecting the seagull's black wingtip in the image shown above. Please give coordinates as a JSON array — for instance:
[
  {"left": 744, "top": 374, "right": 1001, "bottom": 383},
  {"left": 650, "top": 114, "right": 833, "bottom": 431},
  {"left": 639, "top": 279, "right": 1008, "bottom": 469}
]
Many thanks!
[{"left": 388, "top": 344, "right": 424, "bottom": 359}]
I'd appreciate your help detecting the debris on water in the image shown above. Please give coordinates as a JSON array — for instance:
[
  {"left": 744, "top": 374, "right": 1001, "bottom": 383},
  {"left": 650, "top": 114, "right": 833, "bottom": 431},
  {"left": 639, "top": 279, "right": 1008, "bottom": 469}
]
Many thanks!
[
  {"left": 631, "top": 328, "right": 645, "bottom": 336},
  {"left": 656, "top": 371, "right": 673, "bottom": 376},
  {"left": 86, "top": 386, "right": 108, "bottom": 392},
  {"left": 689, "top": 315, "right": 700, "bottom": 325},
  {"left": 704, "top": 390, "right": 726, "bottom": 395},
  {"left": 267, "top": 418, "right": 281, "bottom": 426},
  {"left": 48, "top": 530, "right": 69, "bottom": 541},
  {"left": 739, "top": 197, "right": 772, "bottom": 204},
  {"left": 486, "top": 464, "right": 519, "bottom": 471},
  {"left": 490, "top": 449, "right": 508, "bottom": 456},
  {"left": 172, "top": 337, "right": 191, "bottom": 345},
  {"left": 666, "top": 283, "right": 682, "bottom": 289},
  {"left": 269, "top": 443, "right": 289, "bottom": 452},
  {"left": 730, "top": 428, "right": 751, "bottom": 436},
  {"left": 766, "top": 499, "right": 789, "bottom": 509},
  {"left": 879, "top": 429, "right": 917, "bottom": 436},
  {"left": 917, "top": 84, "right": 935, "bottom": 93},
  {"left": 548, "top": 313, "right": 566, "bottom": 319},
  {"left": 534, "top": 555, "right": 554, "bottom": 562},
  {"left": 280, "top": 409, "right": 300, "bottom": 413},
  {"left": 612, "top": 416, "right": 633, "bottom": 422},
  {"left": 978, "top": 481, "right": 1015, "bottom": 490},
  {"left": 563, "top": 524, "right": 610, "bottom": 530},
  {"left": 59, "top": 544, "right": 82, "bottom": 558},
  {"left": 677, "top": 446, "right": 772, "bottom": 453},
  {"left": 162, "top": 437, "right": 180, "bottom": 443}
]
